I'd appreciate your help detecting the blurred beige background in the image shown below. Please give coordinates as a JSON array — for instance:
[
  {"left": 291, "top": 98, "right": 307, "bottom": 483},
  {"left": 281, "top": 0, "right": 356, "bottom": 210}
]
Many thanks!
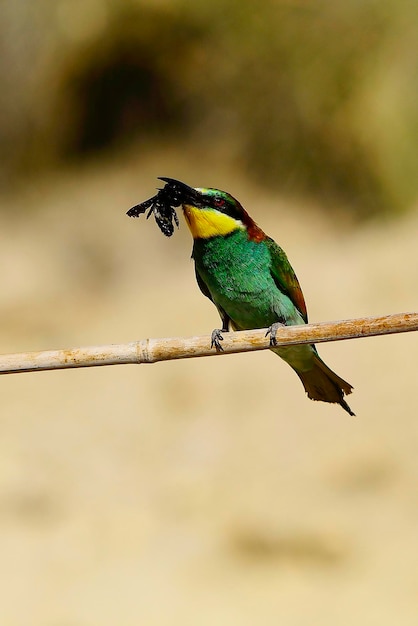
[{"left": 0, "top": 1, "right": 417, "bottom": 624}]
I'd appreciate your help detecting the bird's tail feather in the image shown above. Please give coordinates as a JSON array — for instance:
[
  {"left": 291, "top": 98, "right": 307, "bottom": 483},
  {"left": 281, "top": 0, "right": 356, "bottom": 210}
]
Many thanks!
[{"left": 295, "top": 353, "right": 355, "bottom": 416}]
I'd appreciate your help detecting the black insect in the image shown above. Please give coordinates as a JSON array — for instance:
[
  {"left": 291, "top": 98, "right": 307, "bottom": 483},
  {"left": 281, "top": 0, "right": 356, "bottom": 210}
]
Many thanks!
[{"left": 127, "top": 177, "right": 197, "bottom": 237}]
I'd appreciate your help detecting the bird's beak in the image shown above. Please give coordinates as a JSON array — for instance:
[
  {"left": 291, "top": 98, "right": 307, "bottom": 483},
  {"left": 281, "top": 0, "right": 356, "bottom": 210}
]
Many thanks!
[{"left": 158, "top": 177, "right": 202, "bottom": 206}]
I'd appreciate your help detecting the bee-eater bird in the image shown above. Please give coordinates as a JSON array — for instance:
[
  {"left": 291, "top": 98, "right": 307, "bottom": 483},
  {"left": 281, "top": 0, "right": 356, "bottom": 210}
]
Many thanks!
[{"left": 159, "top": 178, "right": 354, "bottom": 415}]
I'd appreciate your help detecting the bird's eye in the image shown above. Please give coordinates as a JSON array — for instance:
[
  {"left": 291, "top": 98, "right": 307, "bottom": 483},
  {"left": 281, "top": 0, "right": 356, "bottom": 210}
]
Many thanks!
[{"left": 213, "top": 197, "right": 226, "bottom": 208}]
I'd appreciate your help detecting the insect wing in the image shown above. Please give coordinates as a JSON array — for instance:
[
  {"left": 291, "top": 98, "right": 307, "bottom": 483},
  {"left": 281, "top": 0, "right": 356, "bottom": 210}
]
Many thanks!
[
  {"left": 126, "top": 195, "right": 156, "bottom": 217},
  {"left": 153, "top": 198, "right": 175, "bottom": 236}
]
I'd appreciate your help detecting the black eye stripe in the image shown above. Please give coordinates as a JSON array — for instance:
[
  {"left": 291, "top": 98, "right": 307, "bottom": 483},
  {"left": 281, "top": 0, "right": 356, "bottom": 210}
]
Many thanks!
[{"left": 214, "top": 201, "right": 240, "bottom": 220}]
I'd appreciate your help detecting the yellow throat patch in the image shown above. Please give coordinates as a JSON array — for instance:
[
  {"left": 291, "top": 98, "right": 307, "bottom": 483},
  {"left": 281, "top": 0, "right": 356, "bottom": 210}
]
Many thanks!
[{"left": 183, "top": 204, "right": 243, "bottom": 239}]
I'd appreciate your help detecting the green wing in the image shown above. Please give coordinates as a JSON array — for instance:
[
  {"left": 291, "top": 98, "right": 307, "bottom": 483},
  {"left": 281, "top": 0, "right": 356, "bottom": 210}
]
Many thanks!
[{"left": 265, "top": 237, "right": 308, "bottom": 323}]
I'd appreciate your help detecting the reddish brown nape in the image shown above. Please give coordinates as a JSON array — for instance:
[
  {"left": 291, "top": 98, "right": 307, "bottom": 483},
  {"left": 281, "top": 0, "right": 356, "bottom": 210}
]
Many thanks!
[{"left": 240, "top": 206, "right": 266, "bottom": 242}]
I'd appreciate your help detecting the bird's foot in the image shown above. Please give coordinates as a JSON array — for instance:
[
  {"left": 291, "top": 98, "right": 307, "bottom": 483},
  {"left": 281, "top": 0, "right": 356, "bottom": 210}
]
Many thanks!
[
  {"left": 265, "top": 322, "right": 285, "bottom": 346},
  {"left": 211, "top": 329, "right": 224, "bottom": 352}
]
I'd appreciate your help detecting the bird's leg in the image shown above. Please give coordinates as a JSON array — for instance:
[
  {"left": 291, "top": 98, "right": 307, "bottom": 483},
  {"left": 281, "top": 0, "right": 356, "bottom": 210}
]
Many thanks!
[
  {"left": 210, "top": 329, "right": 224, "bottom": 352},
  {"left": 210, "top": 314, "right": 230, "bottom": 352},
  {"left": 265, "top": 321, "right": 286, "bottom": 347}
]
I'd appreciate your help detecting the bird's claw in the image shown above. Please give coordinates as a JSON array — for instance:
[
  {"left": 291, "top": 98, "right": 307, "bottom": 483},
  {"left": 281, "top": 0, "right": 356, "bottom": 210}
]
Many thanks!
[
  {"left": 211, "top": 329, "right": 224, "bottom": 352},
  {"left": 265, "top": 322, "right": 285, "bottom": 346}
]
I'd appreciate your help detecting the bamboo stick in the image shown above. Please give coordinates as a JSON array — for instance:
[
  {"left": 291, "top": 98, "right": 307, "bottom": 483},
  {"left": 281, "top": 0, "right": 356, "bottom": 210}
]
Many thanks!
[{"left": 0, "top": 312, "right": 417, "bottom": 375}]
